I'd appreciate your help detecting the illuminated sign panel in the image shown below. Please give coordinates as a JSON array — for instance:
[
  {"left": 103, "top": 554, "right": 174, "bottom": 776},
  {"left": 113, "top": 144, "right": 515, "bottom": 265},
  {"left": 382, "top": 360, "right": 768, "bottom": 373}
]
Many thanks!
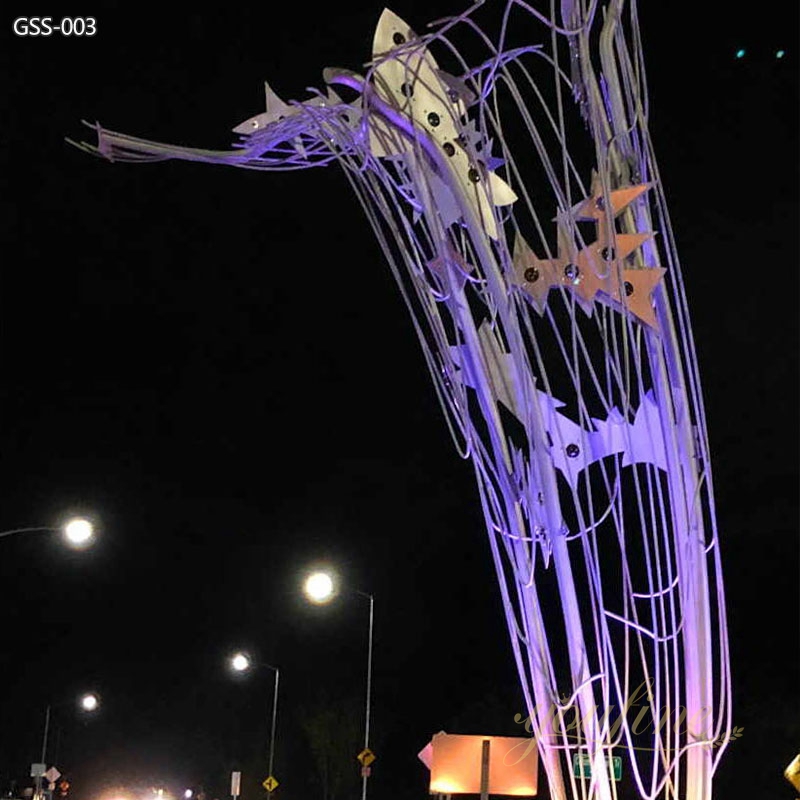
[{"left": 426, "top": 733, "right": 538, "bottom": 796}]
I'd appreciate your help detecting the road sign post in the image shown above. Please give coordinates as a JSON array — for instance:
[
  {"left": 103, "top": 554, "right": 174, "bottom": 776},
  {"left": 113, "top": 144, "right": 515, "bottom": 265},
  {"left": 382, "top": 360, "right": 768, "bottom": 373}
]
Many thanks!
[
  {"left": 230, "top": 771, "right": 241, "bottom": 800},
  {"left": 479, "top": 740, "right": 490, "bottom": 800}
]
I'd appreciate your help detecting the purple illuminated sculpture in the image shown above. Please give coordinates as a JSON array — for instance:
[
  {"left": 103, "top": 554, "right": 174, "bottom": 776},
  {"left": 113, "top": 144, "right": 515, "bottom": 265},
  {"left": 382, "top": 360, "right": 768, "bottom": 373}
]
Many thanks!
[{"left": 74, "top": 3, "right": 732, "bottom": 798}]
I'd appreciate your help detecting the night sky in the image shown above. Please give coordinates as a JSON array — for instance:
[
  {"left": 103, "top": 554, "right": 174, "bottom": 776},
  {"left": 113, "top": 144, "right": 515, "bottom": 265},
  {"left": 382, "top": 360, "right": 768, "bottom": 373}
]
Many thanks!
[{"left": 2, "top": 3, "right": 797, "bottom": 800}]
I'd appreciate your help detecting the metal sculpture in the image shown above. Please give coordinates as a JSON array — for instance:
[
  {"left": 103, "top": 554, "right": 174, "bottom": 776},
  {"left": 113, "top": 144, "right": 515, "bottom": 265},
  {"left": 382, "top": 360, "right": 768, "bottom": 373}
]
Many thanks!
[{"left": 72, "top": 2, "right": 732, "bottom": 797}]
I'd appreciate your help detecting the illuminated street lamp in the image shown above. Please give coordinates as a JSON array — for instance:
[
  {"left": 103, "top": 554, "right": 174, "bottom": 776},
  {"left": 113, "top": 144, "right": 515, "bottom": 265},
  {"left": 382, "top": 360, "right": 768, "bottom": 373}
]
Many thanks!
[
  {"left": 227, "top": 652, "right": 280, "bottom": 791},
  {"left": 302, "top": 570, "right": 375, "bottom": 800},
  {"left": 79, "top": 692, "right": 100, "bottom": 712},
  {"left": 229, "top": 652, "right": 251, "bottom": 673},
  {"left": 3, "top": 516, "right": 99, "bottom": 800},
  {"left": 0, "top": 516, "right": 96, "bottom": 548},
  {"left": 303, "top": 571, "right": 334, "bottom": 604},
  {"left": 63, "top": 518, "right": 95, "bottom": 548},
  {"left": 35, "top": 692, "right": 101, "bottom": 800}
]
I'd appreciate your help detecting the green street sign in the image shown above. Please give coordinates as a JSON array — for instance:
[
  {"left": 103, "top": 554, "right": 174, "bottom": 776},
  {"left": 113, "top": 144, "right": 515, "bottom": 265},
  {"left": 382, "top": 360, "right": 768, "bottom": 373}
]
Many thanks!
[{"left": 572, "top": 753, "right": 622, "bottom": 781}]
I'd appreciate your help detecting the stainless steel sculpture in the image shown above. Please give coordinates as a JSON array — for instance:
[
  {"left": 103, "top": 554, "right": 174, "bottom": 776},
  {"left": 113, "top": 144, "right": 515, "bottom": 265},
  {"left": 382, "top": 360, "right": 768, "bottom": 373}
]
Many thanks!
[{"left": 73, "top": 3, "right": 732, "bottom": 797}]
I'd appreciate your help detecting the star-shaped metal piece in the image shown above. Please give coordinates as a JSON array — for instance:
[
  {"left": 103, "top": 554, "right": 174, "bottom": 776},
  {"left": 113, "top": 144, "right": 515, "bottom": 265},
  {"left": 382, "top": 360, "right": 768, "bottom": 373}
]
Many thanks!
[
  {"left": 571, "top": 231, "right": 651, "bottom": 298},
  {"left": 569, "top": 233, "right": 665, "bottom": 328},
  {"left": 515, "top": 229, "right": 665, "bottom": 328},
  {"left": 517, "top": 176, "right": 666, "bottom": 328},
  {"left": 570, "top": 172, "right": 651, "bottom": 222},
  {"left": 601, "top": 266, "right": 667, "bottom": 329},
  {"left": 512, "top": 232, "right": 562, "bottom": 312}
]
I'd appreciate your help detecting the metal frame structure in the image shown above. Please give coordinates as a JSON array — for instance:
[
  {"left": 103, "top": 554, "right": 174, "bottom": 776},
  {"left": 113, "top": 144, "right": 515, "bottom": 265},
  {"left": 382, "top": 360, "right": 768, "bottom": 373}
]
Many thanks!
[{"left": 73, "top": 3, "right": 732, "bottom": 797}]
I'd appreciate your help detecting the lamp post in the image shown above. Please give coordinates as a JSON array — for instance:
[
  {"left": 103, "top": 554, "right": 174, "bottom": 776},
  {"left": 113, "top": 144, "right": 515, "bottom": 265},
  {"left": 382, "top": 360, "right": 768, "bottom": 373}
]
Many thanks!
[
  {"left": 302, "top": 571, "right": 374, "bottom": 800},
  {"left": 0, "top": 517, "right": 96, "bottom": 548},
  {"left": 228, "top": 652, "right": 281, "bottom": 791},
  {"left": 3, "top": 519, "right": 99, "bottom": 800},
  {"left": 360, "top": 590, "right": 375, "bottom": 800},
  {"left": 35, "top": 693, "right": 101, "bottom": 800}
]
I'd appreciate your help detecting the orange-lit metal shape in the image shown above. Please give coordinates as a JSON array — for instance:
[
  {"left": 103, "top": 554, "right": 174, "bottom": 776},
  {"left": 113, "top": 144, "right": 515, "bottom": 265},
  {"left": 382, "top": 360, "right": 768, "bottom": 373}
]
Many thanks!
[{"left": 424, "top": 733, "right": 538, "bottom": 796}]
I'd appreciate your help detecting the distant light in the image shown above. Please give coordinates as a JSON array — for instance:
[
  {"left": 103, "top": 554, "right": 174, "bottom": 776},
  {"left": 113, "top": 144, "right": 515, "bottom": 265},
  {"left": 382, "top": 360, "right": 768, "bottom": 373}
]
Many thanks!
[
  {"left": 735, "top": 49, "right": 746, "bottom": 59},
  {"left": 776, "top": 50, "right": 785, "bottom": 59},
  {"left": 99, "top": 790, "right": 132, "bottom": 800},
  {"left": 80, "top": 692, "right": 99, "bottom": 712},
  {"left": 184, "top": 791, "right": 193, "bottom": 799},
  {"left": 304, "top": 571, "right": 335, "bottom": 604},
  {"left": 230, "top": 652, "right": 251, "bottom": 672},
  {"left": 63, "top": 518, "right": 94, "bottom": 547}
]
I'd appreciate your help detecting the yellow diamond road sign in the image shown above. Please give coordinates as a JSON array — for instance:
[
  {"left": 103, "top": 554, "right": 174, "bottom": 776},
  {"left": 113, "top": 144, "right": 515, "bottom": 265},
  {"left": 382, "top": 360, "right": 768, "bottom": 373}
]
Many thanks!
[
  {"left": 262, "top": 776, "right": 279, "bottom": 792},
  {"left": 357, "top": 748, "right": 376, "bottom": 767},
  {"left": 785, "top": 753, "right": 800, "bottom": 792}
]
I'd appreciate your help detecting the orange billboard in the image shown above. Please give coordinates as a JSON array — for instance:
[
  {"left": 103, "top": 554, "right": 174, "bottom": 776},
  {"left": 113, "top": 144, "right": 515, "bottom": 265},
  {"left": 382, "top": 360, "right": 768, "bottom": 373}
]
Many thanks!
[{"left": 422, "top": 732, "right": 538, "bottom": 796}]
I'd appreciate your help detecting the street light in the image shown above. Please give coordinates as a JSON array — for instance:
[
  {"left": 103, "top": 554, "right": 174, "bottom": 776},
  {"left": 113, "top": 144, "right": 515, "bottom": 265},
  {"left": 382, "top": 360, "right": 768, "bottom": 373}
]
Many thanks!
[
  {"left": 3, "top": 517, "right": 98, "bottom": 800},
  {"left": 79, "top": 692, "right": 100, "bottom": 712},
  {"left": 63, "top": 519, "right": 94, "bottom": 548},
  {"left": 227, "top": 652, "right": 280, "bottom": 791},
  {"left": 302, "top": 570, "right": 374, "bottom": 800},
  {"left": 230, "top": 652, "right": 251, "bottom": 673},
  {"left": 36, "top": 692, "right": 101, "bottom": 800},
  {"left": 303, "top": 571, "right": 334, "bottom": 604},
  {"left": 0, "top": 516, "right": 96, "bottom": 549}
]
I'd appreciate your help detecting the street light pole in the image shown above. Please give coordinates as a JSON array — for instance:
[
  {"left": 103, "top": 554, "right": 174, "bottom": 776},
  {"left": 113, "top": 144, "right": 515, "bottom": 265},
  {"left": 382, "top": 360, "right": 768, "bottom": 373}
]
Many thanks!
[
  {"left": 0, "top": 527, "right": 56, "bottom": 539},
  {"left": 358, "top": 591, "right": 374, "bottom": 800},
  {"left": 0, "top": 519, "right": 96, "bottom": 547},
  {"left": 34, "top": 705, "right": 52, "bottom": 800},
  {"left": 3, "top": 515, "right": 99, "bottom": 800},
  {"left": 34, "top": 693, "right": 100, "bottom": 798},
  {"left": 228, "top": 654, "right": 280, "bottom": 790},
  {"left": 40, "top": 704, "right": 52, "bottom": 764},
  {"left": 266, "top": 665, "right": 279, "bottom": 785},
  {"left": 302, "top": 573, "right": 375, "bottom": 800}
]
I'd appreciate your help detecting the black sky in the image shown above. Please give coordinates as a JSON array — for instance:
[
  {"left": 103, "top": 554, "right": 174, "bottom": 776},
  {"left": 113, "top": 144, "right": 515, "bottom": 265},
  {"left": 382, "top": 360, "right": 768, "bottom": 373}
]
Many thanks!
[{"left": 2, "top": 2, "right": 798, "bottom": 799}]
